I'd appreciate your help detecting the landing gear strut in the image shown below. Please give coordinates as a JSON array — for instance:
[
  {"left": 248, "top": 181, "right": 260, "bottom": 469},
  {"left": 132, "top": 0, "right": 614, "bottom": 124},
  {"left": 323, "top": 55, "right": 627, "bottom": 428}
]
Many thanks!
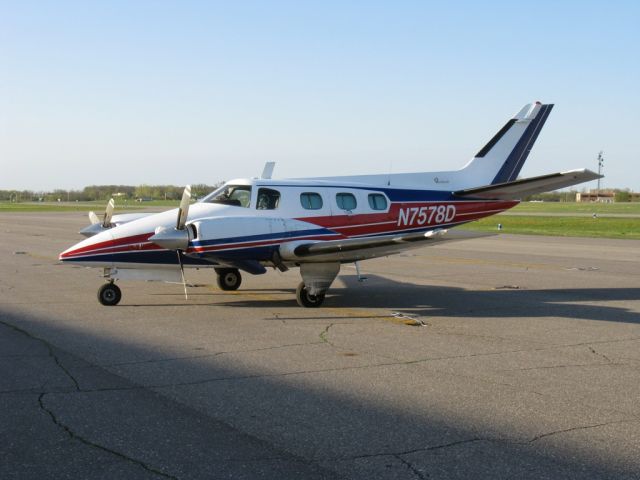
[
  {"left": 295, "top": 262, "right": 340, "bottom": 308},
  {"left": 97, "top": 281, "right": 121, "bottom": 306},
  {"left": 216, "top": 268, "right": 242, "bottom": 291},
  {"left": 296, "top": 282, "right": 325, "bottom": 308}
]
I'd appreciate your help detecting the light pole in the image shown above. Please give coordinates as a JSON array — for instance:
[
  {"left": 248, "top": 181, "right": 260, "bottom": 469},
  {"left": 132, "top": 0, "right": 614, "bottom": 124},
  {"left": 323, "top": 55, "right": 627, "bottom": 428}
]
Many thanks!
[{"left": 596, "top": 151, "right": 604, "bottom": 200}]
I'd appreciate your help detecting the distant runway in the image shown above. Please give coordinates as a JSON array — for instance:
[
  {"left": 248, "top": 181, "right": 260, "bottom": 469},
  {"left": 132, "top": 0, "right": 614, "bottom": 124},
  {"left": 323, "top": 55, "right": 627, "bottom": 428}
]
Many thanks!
[{"left": 1, "top": 212, "right": 639, "bottom": 479}]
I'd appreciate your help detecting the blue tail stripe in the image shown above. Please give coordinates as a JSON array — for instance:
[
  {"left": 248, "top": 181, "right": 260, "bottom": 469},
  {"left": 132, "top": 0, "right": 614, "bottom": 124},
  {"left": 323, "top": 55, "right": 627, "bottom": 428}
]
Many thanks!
[{"left": 491, "top": 104, "right": 554, "bottom": 184}]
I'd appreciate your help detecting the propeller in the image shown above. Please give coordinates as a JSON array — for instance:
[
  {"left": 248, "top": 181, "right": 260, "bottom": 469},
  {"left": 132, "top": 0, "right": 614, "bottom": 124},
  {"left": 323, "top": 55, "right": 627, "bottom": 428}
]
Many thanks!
[
  {"left": 149, "top": 186, "right": 192, "bottom": 299},
  {"left": 177, "top": 185, "right": 191, "bottom": 230},
  {"left": 103, "top": 198, "right": 115, "bottom": 228},
  {"left": 88, "top": 211, "right": 100, "bottom": 225},
  {"left": 81, "top": 198, "right": 115, "bottom": 237},
  {"left": 176, "top": 185, "right": 191, "bottom": 299}
]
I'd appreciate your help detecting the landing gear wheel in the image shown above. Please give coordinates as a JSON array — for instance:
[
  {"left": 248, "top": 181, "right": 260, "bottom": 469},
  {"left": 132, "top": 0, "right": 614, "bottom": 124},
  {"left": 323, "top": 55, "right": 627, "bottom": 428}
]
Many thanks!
[
  {"left": 296, "top": 282, "right": 325, "bottom": 308},
  {"left": 97, "top": 283, "right": 121, "bottom": 306},
  {"left": 216, "top": 268, "right": 242, "bottom": 291}
]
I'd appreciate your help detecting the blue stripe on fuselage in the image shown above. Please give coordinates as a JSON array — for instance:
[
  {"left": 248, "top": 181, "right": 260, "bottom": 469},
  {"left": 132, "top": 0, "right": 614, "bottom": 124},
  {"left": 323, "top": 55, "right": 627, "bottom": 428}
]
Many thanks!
[{"left": 190, "top": 227, "right": 335, "bottom": 248}]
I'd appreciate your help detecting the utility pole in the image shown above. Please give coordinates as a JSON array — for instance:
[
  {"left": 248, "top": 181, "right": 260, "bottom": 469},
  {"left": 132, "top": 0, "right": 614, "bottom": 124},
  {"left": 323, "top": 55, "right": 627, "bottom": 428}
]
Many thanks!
[{"left": 597, "top": 151, "right": 604, "bottom": 200}]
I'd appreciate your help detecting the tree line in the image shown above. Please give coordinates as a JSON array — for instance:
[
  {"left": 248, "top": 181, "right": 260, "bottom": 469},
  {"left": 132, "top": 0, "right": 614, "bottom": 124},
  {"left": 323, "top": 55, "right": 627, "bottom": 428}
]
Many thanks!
[
  {"left": 1, "top": 185, "right": 637, "bottom": 203},
  {"left": 0, "top": 183, "right": 222, "bottom": 202}
]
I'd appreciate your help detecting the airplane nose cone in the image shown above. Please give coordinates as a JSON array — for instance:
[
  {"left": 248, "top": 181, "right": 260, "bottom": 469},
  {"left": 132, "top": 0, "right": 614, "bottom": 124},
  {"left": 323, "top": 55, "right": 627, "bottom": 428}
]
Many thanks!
[
  {"left": 59, "top": 229, "right": 115, "bottom": 263},
  {"left": 58, "top": 245, "right": 75, "bottom": 261}
]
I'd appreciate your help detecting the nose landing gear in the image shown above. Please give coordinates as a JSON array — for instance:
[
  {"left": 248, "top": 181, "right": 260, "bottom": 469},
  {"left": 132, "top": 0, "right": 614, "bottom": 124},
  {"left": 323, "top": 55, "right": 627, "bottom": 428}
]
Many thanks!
[
  {"left": 215, "top": 268, "right": 242, "bottom": 291},
  {"left": 97, "top": 281, "right": 121, "bottom": 306}
]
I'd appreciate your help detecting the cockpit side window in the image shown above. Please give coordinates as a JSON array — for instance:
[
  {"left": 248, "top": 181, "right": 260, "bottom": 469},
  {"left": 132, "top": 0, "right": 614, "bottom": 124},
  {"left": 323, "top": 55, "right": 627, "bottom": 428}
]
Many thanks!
[
  {"left": 204, "top": 185, "right": 252, "bottom": 208},
  {"left": 256, "top": 188, "right": 281, "bottom": 210}
]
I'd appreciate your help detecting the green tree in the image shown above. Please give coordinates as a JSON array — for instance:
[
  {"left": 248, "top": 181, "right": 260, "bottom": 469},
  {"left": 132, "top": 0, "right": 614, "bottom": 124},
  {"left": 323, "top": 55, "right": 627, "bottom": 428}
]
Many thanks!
[{"left": 615, "top": 190, "right": 630, "bottom": 202}]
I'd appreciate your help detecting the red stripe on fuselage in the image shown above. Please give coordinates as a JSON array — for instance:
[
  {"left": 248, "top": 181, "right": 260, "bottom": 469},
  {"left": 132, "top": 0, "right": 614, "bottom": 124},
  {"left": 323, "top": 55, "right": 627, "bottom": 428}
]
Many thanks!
[
  {"left": 60, "top": 232, "right": 155, "bottom": 258},
  {"left": 295, "top": 200, "right": 518, "bottom": 236}
]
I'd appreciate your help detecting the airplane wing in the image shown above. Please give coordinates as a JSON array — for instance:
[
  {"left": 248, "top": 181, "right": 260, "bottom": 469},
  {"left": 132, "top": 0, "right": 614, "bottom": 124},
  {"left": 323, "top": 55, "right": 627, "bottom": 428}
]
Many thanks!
[
  {"left": 454, "top": 169, "right": 602, "bottom": 200},
  {"left": 279, "top": 229, "right": 488, "bottom": 260}
]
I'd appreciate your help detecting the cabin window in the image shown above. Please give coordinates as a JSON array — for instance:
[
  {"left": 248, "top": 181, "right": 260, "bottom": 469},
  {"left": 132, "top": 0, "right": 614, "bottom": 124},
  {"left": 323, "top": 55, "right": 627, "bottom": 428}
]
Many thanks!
[
  {"left": 256, "top": 188, "right": 281, "bottom": 210},
  {"left": 300, "top": 192, "right": 323, "bottom": 210},
  {"left": 204, "top": 185, "right": 252, "bottom": 208},
  {"left": 336, "top": 192, "right": 357, "bottom": 211},
  {"left": 368, "top": 193, "right": 388, "bottom": 211}
]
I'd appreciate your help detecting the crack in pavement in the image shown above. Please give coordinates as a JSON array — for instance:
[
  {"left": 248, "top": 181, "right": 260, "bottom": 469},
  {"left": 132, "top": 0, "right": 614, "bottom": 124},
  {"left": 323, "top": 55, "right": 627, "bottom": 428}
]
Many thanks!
[
  {"left": 0, "top": 319, "right": 80, "bottom": 391},
  {"left": 335, "top": 419, "right": 637, "bottom": 464},
  {"left": 318, "top": 322, "right": 402, "bottom": 362},
  {"left": 2, "top": 319, "right": 179, "bottom": 479},
  {"left": 498, "top": 362, "right": 624, "bottom": 373},
  {"left": 0, "top": 318, "right": 340, "bottom": 479},
  {"left": 319, "top": 323, "right": 335, "bottom": 345},
  {"left": 394, "top": 454, "right": 429, "bottom": 479},
  {"left": 588, "top": 346, "right": 614, "bottom": 364},
  {"left": 525, "top": 419, "right": 635, "bottom": 443},
  {"left": 38, "top": 393, "right": 178, "bottom": 479}
]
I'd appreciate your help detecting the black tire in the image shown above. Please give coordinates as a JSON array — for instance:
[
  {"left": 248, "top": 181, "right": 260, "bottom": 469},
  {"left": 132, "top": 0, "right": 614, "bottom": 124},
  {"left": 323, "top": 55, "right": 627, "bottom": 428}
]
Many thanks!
[
  {"left": 97, "top": 283, "right": 121, "bottom": 306},
  {"left": 296, "top": 282, "right": 325, "bottom": 308},
  {"left": 216, "top": 268, "right": 242, "bottom": 291}
]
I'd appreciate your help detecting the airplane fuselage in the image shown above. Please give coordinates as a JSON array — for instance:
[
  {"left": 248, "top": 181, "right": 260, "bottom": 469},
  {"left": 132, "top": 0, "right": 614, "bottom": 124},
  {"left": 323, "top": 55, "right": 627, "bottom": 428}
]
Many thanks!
[{"left": 60, "top": 178, "right": 518, "bottom": 269}]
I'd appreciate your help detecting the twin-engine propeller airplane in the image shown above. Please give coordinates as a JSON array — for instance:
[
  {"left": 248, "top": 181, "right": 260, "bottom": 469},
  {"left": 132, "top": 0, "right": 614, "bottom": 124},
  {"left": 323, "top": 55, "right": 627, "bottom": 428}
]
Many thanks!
[{"left": 60, "top": 102, "right": 601, "bottom": 307}]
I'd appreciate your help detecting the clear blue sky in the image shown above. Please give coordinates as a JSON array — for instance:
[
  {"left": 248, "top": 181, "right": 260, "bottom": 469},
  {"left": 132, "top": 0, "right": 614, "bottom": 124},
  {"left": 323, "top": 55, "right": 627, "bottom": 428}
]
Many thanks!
[{"left": 1, "top": 0, "right": 638, "bottom": 191}]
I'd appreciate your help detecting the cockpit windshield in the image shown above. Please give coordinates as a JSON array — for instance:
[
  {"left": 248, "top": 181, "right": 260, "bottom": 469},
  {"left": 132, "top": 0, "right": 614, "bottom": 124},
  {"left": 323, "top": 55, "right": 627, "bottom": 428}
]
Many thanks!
[{"left": 201, "top": 184, "right": 252, "bottom": 208}]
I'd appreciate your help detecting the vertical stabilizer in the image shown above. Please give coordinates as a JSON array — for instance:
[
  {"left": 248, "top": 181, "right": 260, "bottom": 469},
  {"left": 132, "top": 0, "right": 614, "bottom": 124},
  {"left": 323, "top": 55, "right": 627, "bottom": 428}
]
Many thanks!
[{"left": 461, "top": 102, "right": 553, "bottom": 185}]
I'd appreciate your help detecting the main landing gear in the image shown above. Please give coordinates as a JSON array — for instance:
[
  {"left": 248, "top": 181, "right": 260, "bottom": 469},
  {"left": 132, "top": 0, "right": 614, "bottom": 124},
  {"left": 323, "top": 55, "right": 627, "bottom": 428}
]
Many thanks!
[
  {"left": 97, "top": 281, "right": 121, "bottom": 306},
  {"left": 296, "top": 282, "right": 325, "bottom": 308},
  {"left": 295, "top": 262, "right": 340, "bottom": 308},
  {"left": 215, "top": 268, "right": 242, "bottom": 291}
]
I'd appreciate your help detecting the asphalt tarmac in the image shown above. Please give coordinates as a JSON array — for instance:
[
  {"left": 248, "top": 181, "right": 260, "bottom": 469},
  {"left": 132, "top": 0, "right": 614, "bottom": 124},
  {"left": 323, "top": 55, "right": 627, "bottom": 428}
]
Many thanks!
[{"left": 1, "top": 211, "right": 639, "bottom": 479}]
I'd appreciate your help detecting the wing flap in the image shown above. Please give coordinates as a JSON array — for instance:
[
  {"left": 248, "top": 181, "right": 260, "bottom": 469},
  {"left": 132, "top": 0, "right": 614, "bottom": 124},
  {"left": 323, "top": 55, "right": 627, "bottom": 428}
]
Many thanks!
[{"left": 454, "top": 169, "right": 602, "bottom": 200}]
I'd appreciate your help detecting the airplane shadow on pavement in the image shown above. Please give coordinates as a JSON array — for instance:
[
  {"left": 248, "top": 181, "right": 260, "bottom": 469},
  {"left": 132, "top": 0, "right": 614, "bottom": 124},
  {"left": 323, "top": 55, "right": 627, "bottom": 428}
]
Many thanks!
[{"left": 219, "top": 273, "right": 640, "bottom": 326}]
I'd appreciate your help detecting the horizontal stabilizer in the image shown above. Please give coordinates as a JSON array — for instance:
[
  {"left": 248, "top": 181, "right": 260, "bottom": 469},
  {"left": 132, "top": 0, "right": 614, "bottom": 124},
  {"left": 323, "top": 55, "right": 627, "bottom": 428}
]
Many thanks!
[{"left": 454, "top": 169, "right": 602, "bottom": 200}]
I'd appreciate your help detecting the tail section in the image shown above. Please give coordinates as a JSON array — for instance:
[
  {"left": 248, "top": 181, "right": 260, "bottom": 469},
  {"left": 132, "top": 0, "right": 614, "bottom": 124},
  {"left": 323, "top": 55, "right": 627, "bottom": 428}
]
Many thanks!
[
  {"left": 461, "top": 102, "right": 553, "bottom": 185},
  {"left": 302, "top": 101, "right": 555, "bottom": 191}
]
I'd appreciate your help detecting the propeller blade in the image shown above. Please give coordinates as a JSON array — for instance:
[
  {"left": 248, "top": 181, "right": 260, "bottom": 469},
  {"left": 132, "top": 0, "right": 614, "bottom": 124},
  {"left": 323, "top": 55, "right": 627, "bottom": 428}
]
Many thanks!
[
  {"left": 176, "top": 251, "right": 188, "bottom": 300},
  {"left": 103, "top": 198, "right": 115, "bottom": 228},
  {"left": 176, "top": 185, "right": 191, "bottom": 230},
  {"left": 88, "top": 211, "right": 100, "bottom": 225}
]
